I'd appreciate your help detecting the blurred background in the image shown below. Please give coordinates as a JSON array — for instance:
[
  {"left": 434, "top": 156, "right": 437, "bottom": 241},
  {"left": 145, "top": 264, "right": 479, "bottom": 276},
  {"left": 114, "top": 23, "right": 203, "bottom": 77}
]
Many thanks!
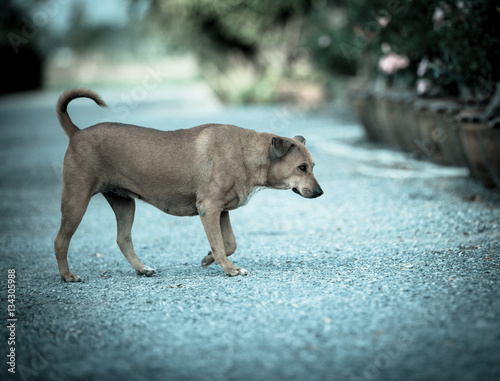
[
  {"left": 1, "top": 0, "right": 357, "bottom": 109},
  {"left": 1, "top": 0, "right": 499, "bottom": 108},
  {"left": 2, "top": 3, "right": 500, "bottom": 380},
  {"left": 1, "top": 0, "right": 500, "bottom": 189}
]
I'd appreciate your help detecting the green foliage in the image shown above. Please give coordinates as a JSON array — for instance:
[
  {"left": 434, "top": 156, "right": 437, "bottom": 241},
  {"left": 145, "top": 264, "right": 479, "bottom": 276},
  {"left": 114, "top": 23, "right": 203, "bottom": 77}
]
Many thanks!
[
  {"left": 427, "top": 0, "right": 500, "bottom": 97},
  {"left": 301, "top": 5, "right": 358, "bottom": 76},
  {"left": 151, "top": 0, "right": 311, "bottom": 52},
  {"left": 344, "top": 0, "right": 500, "bottom": 97},
  {"left": 148, "top": 0, "right": 317, "bottom": 103},
  {"left": 147, "top": 0, "right": 500, "bottom": 102},
  {"left": 64, "top": 3, "right": 125, "bottom": 54}
]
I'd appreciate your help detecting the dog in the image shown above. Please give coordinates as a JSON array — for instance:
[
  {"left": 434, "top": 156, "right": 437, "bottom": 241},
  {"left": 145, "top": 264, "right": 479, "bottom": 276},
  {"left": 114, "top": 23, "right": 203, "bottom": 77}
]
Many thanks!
[{"left": 54, "top": 89, "right": 323, "bottom": 282}]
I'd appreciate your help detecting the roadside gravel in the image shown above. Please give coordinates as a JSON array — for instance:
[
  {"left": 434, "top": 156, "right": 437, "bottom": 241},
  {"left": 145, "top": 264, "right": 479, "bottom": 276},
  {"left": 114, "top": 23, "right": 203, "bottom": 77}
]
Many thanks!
[{"left": 1, "top": 89, "right": 499, "bottom": 381}]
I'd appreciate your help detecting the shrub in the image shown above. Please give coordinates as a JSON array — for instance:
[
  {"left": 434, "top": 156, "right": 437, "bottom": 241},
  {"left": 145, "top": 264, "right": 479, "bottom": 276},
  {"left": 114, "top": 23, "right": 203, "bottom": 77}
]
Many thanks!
[
  {"left": 147, "top": 0, "right": 315, "bottom": 103},
  {"left": 343, "top": 0, "right": 500, "bottom": 100}
]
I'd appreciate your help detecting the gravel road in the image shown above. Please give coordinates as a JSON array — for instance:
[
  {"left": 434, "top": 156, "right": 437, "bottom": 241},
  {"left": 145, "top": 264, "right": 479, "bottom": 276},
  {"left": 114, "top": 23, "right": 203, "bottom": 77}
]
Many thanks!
[{"left": 1, "top": 87, "right": 499, "bottom": 381}]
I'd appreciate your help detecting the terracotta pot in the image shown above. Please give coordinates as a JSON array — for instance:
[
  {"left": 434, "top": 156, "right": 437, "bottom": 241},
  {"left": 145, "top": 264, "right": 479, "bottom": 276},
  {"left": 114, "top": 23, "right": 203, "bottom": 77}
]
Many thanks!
[
  {"left": 373, "top": 92, "right": 402, "bottom": 147},
  {"left": 477, "top": 118, "right": 500, "bottom": 188},
  {"left": 365, "top": 93, "right": 384, "bottom": 142},
  {"left": 400, "top": 93, "right": 421, "bottom": 153},
  {"left": 349, "top": 89, "right": 381, "bottom": 142},
  {"left": 429, "top": 100, "right": 468, "bottom": 167},
  {"left": 412, "top": 99, "right": 450, "bottom": 165},
  {"left": 458, "top": 110, "right": 497, "bottom": 188},
  {"left": 388, "top": 92, "right": 418, "bottom": 152}
]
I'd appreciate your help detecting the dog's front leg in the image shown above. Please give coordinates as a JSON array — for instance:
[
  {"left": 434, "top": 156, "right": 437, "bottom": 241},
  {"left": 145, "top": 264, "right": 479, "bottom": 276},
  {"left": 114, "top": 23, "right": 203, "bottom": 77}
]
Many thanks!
[
  {"left": 199, "top": 207, "right": 248, "bottom": 276},
  {"left": 201, "top": 211, "right": 236, "bottom": 268}
]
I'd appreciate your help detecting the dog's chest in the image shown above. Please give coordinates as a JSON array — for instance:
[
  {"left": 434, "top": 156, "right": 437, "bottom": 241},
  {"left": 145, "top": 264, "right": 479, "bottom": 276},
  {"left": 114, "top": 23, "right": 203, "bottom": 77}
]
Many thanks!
[{"left": 236, "top": 186, "right": 265, "bottom": 208}]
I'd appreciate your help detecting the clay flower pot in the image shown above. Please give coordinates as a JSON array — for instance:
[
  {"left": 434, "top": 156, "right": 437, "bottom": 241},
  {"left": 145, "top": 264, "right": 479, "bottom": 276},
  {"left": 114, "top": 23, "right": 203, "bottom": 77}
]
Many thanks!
[
  {"left": 373, "top": 92, "right": 402, "bottom": 147},
  {"left": 429, "top": 100, "right": 468, "bottom": 167},
  {"left": 388, "top": 91, "right": 419, "bottom": 152},
  {"left": 458, "top": 110, "right": 497, "bottom": 188},
  {"left": 412, "top": 99, "right": 451, "bottom": 165},
  {"left": 477, "top": 118, "right": 500, "bottom": 188},
  {"left": 349, "top": 88, "right": 381, "bottom": 142}
]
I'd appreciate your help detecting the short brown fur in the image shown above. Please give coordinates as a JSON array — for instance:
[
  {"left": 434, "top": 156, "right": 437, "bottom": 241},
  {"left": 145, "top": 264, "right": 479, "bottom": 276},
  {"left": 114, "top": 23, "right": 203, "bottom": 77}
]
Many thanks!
[{"left": 54, "top": 89, "right": 323, "bottom": 282}]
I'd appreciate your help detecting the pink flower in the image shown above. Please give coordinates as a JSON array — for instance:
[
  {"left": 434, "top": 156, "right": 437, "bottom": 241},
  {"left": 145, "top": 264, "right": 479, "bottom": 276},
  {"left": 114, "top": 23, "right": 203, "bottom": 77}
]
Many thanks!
[{"left": 378, "top": 53, "right": 410, "bottom": 75}]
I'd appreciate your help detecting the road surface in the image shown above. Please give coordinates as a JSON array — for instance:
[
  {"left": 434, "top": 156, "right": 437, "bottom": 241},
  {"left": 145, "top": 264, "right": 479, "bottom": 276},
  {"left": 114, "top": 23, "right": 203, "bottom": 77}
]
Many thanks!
[{"left": 1, "top": 86, "right": 499, "bottom": 381}]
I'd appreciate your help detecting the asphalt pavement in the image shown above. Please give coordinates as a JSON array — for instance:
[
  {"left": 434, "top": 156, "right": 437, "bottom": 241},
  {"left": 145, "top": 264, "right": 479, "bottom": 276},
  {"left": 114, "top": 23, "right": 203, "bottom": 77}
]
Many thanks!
[{"left": 1, "top": 85, "right": 499, "bottom": 381}]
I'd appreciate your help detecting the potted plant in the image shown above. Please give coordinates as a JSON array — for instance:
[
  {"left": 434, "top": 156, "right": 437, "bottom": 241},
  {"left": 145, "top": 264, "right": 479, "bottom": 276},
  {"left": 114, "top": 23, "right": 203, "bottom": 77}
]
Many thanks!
[
  {"left": 416, "top": 1, "right": 500, "bottom": 184},
  {"left": 345, "top": 0, "right": 500, "bottom": 186}
]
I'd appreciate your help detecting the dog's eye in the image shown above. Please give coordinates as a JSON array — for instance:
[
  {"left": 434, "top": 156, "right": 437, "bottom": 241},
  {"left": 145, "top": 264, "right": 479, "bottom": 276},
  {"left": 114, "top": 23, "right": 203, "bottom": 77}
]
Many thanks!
[{"left": 298, "top": 164, "right": 307, "bottom": 173}]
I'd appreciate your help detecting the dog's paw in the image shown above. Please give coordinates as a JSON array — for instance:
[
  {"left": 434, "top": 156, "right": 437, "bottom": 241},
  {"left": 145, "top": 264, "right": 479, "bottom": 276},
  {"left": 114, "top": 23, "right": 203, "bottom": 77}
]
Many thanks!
[
  {"left": 136, "top": 266, "right": 156, "bottom": 277},
  {"left": 236, "top": 267, "right": 249, "bottom": 276},
  {"left": 226, "top": 267, "right": 249, "bottom": 277},
  {"left": 201, "top": 252, "right": 214, "bottom": 268},
  {"left": 61, "top": 273, "right": 82, "bottom": 282}
]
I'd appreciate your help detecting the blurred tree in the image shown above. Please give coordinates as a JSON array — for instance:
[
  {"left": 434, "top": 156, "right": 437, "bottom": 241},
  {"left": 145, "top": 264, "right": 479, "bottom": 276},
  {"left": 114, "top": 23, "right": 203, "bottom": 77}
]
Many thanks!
[
  {"left": 0, "top": 0, "right": 44, "bottom": 94},
  {"left": 64, "top": 3, "right": 129, "bottom": 56},
  {"left": 146, "top": 0, "right": 320, "bottom": 103},
  {"left": 302, "top": 1, "right": 358, "bottom": 77}
]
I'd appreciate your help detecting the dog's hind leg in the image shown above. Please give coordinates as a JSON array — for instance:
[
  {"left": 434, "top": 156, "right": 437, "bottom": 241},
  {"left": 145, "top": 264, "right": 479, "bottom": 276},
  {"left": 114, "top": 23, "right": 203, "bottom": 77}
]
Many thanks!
[
  {"left": 201, "top": 211, "right": 236, "bottom": 268},
  {"left": 103, "top": 192, "right": 155, "bottom": 277},
  {"left": 54, "top": 182, "right": 93, "bottom": 282}
]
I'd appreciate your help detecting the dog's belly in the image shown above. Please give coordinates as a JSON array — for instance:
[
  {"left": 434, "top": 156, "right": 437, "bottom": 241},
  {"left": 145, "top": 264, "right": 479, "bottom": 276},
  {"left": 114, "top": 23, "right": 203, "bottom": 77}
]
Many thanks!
[
  {"left": 157, "top": 200, "right": 198, "bottom": 217},
  {"left": 106, "top": 187, "right": 198, "bottom": 217},
  {"left": 146, "top": 194, "right": 198, "bottom": 217}
]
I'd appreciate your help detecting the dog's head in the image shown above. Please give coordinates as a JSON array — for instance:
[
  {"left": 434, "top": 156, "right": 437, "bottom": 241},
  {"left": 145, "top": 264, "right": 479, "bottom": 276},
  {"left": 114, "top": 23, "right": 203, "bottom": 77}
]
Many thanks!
[{"left": 268, "top": 135, "right": 323, "bottom": 199}]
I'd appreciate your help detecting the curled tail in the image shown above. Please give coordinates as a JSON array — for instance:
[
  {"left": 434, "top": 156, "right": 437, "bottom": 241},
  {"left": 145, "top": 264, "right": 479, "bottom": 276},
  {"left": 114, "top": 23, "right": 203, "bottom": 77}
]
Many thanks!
[{"left": 56, "top": 88, "right": 107, "bottom": 138}]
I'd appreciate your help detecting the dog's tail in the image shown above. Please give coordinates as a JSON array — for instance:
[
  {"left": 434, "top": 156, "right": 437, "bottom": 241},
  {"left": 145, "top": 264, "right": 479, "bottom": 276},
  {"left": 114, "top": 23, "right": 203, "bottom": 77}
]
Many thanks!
[{"left": 56, "top": 88, "right": 107, "bottom": 138}]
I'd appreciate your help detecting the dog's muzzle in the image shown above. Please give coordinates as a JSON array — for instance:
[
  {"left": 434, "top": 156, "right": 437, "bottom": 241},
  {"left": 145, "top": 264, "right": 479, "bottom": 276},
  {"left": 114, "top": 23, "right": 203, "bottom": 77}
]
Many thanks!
[
  {"left": 293, "top": 187, "right": 324, "bottom": 198},
  {"left": 311, "top": 187, "right": 324, "bottom": 198}
]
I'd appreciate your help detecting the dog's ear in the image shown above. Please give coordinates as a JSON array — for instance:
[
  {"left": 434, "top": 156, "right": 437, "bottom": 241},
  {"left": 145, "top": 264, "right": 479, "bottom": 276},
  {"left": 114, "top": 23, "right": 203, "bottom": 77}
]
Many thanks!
[
  {"left": 293, "top": 135, "right": 306, "bottom": 145},
  {"left": 271, "top": 137, "right": 293, "bottom": 158}
]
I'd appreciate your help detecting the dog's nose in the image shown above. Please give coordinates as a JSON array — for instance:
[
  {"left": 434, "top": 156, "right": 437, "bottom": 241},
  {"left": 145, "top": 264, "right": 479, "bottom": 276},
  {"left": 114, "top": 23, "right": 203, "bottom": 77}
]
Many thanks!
[{"left": 313, "top": 187, "right": 324, "bottom": 198}]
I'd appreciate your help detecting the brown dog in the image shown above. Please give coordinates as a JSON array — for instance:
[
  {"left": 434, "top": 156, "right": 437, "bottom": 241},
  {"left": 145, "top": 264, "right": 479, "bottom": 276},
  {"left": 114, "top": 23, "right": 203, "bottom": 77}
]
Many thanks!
[{"left": 54, "top": 89, "right": 323, "bottom": 282}]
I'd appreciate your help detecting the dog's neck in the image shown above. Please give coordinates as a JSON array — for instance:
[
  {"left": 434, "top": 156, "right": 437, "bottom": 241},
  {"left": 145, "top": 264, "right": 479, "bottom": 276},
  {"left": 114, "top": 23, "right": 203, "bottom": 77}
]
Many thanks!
[{"left": 242, "top": 132, "right": 275, "bottom": 188}]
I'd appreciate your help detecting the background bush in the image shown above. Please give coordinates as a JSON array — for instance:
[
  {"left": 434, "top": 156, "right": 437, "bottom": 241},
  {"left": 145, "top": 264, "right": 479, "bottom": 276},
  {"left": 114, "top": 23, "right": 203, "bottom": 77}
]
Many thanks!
[
  {"left": 147, "top": 0, "right": 357, "bottom": 104},
  {"left": 343, "top": 0, "right": 500, "bottom": 100}
]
